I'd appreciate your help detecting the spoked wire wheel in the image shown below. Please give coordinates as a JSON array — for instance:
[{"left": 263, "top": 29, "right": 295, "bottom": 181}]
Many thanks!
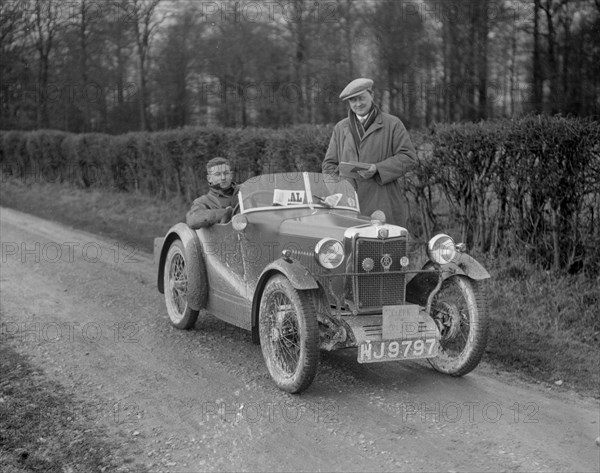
[
  {"left": 428, "top": 275, "right": 488, "bottom": 376},
  {"left": 164, "top": 240, "right": 199, "bottom": 329},
  {"left": 259, "top": 275, "right": 319, "bottom": 393}
]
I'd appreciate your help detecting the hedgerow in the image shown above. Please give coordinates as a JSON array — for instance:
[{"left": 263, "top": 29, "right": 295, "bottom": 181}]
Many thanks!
[
  {"left": 418, "top": 116, "right": 600, "bottom": 275},
  {"left": 1, "top": 116, "right": 598, "bottom": 275}
]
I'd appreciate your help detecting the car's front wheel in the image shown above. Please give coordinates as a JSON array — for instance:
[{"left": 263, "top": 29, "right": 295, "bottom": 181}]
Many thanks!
[
  {"left": 163, "top": 240, "right": 199, "bottom": 329},
  {"left": 428, "top": 275, "right": 489, "bottom": 376},
  {"left": 259, "top": 275, "right": 319, "bottom": 393}
]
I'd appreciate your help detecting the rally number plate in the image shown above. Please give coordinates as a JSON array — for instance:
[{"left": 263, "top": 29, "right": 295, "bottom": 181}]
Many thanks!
[{"left": 357, "top": 337, "right": 438, "bottom": 364}]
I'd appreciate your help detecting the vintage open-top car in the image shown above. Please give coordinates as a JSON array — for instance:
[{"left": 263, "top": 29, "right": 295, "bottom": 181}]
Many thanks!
[{"left": 154, "top": 172, "right": 490, "bottom": 393}]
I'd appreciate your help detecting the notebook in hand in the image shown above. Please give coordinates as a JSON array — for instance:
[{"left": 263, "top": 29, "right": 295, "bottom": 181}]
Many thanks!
[{"left": 339, "top": 161, "right": 371, "bottom": 179}]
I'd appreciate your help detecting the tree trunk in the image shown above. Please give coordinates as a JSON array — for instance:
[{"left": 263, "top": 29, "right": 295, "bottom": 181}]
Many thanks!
[
  {"left": 138, "top": 49, "right": 148, "bottom": 130},
  {"left": 542, "top": 0, "right": 559, "bottom": 114},
  {"left": 344, "top": 0, "right": 354, "bottom": 77},
  {"left": 532, "top": 0, "right": 543, "bottom": 112},
  {"left": 79, "top": 1, "right": 90, "bottom": 131},
  {"left": 477, "top": 0, "right": 488, "bottom": 120},
  {"left": 34, "top": 0, "right": 55, "bottom": 129},
  {"left": 509, "top": 26, "right": 518, "bottom": 115}
]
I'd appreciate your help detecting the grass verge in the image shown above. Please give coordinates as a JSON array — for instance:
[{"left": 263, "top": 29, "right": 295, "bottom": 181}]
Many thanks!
[
  {"left": 1, "top": 179, "right": 598, "bottom": 398},
  {"left": 484, "top": 257, "right": 599, "bottom": 397},
  {"left": 0, "top": 335, "right": 146, "bottom": 472},
  {"left": 0, "top": 178, "right": 187, "bottom": 254}
]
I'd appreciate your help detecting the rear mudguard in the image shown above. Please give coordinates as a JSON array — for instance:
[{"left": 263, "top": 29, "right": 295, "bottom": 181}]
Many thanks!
[
  {"left": 406, "top": 252, "right": 490, "bottom": 306},
  {"left": 155, "top": 223, "right": 208, "bottom": 311},
  {"left": 251, "top": 258, "right": 320, "bottom": 344}
]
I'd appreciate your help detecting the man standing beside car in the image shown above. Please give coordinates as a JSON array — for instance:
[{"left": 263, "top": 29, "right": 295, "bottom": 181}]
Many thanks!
[
  {"left": 186, "top": 157, "right": 238, "bottom": 229},
  {"left": 322, "top": 78, "right": 417, "bottom": 226}
]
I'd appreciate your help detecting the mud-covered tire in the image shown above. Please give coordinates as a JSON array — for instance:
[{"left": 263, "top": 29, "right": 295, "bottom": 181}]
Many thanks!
[
  {"left": 163, "top": 240, "right": 199, "bottom": 330},
  {"left": 428, "top": 275, "right": 488, "bottom": 376},
  {"left": 259, "top": 275, "right": 319, "bottom": 393}
]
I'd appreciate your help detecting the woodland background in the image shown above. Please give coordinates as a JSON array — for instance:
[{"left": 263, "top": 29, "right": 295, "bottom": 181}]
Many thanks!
[{"left": 1, "top": 0, "right": 599, "bottom": 132}]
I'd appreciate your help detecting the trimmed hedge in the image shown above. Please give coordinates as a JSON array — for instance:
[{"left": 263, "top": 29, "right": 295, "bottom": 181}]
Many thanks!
[
  {"left": 416, "top": 116, "right": 600, "bottom": 274},
  {"left": 1, "top": 116, "right": 599, "bottom": 275}
]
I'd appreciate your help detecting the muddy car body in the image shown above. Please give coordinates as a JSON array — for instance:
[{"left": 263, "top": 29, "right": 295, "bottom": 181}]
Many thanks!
[{"left": 155, "top": 172, "right": 490, "bottom": 393}]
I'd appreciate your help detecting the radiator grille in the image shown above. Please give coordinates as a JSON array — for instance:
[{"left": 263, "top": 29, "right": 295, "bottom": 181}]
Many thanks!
[{"left": 354, "top": 237, "right": 407, "bottom": 310}]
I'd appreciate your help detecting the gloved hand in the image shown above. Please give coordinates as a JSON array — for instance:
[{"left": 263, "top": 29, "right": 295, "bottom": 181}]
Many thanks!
[
  {"left": 357, "top": 164, "right": 377, "bottom": 180},
  {"left": 220, "top": 206, "right": 233, "bottom": 223}
]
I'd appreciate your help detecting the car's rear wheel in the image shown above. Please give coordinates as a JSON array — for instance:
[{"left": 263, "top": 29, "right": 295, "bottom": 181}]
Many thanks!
[
  {"left": 259, "top": 275, "right": 319, "bottom": 393},
  {"left": 428, "top": 275, "right": 488, "bottom": 376},
  {"left": 164, "top": 240, "right": 199, "bottom": 329}
]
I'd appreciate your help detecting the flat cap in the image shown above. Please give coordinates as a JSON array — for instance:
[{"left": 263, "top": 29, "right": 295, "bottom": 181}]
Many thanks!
[
  {"left": 339, "top": 78, "right": 374, "bottom": 100},
  {"left": 206, "top": 156, "right": 230, "bottom": 170}
]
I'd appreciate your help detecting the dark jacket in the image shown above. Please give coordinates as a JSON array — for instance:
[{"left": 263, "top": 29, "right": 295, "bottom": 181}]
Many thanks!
[
  {"left": 323, "top": 110, "right": 417, "bottom": 226},
  {"left": 186, "top": 185, "right": 238, "bottom": 229}
]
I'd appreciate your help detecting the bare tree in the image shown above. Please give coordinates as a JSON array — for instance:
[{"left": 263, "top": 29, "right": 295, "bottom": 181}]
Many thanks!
[
  {"left": 532, "top": 0, "right": 544, "bottom": 112},
  {"left": 63, "top": 0, "right": 100, "bottom": 131},
  {"left": 203, "top": 7, "right": 288, "bottom": 127},
  {"left": 100, "top": 0, "right": 138, "bottom": 133},
  {"left": 0, "top": 1, "right": 30, "bottom": 127},
  {"left": 1, "top": 0, "right": 598, "bottom": 130},
  {"left": 131, "top": 0, "right": 165, "bottom": 130},
  {"left": 31, "top": 0, "right": 63, "bottom": 127},
  {"left": 371, "top": 0, "right": 429, "bottom": 125},
  {"left": 476, "top": 0, "right": 490, "bottom": 119},
  {"left": 539, "top": 0, "right": 564, "bottom": 113},
  {"left": 154, "top": 3, "right": 205, "bottom": 128},
  {"left": 280, "top": 0, "right": 317, "bottom": 123}
]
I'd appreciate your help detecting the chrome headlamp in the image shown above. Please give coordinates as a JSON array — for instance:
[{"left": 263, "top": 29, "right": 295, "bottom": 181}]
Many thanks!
[
  {"left": 427, "top": 234, "right": 457, "bottom": 264},
  {"left": 315, "top": 238, "right": 345, "bottom": 269}
]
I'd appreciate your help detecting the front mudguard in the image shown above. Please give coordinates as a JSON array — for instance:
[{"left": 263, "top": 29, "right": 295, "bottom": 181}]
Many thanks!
[
  {"left": 406, "top": 252, "right": 490, "bottom": 306},
  {"left": 155, "top": 223, "right": 208, "bottom": 311},
  {"left": 250, "top": 258, "right": 320, "bottom": 344}
]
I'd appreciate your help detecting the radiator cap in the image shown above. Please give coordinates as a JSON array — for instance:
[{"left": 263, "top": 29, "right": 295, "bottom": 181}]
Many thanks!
[{"left": 370, "top": 210, "right": 386, "bottom": 224}]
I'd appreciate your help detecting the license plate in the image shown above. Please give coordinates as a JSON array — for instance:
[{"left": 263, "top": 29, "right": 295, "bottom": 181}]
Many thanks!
[
  {"left": 357, "top": 337, "right": 438, "bottom": 364},
  {"left": 382, "top": 304, "right": 422, "bottom": 340}
]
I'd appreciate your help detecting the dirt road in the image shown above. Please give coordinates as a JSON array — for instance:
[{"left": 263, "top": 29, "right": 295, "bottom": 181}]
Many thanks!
[{"left": 1, "top": 206, "right": 598, "bottom": 472}]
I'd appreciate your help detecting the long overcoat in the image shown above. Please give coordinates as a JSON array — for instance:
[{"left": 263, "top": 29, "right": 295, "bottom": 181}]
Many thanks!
[{"left": 322, "top": 111, "right": 416, "bottom": 226}]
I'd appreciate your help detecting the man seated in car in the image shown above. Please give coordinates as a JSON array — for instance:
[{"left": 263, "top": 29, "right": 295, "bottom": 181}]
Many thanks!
[{"left": 186, "top": 157, "right": 238, "bottom": 229}]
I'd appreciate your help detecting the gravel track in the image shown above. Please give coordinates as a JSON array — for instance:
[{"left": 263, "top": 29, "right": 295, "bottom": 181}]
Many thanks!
[{"left": 1, "top": 207, "right": 598, "bottom": 472}]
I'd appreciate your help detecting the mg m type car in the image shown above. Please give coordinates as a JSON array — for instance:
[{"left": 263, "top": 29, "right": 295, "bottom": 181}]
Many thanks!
[{"left": 154, "top": 172, "right": 490, "bottom": 393}]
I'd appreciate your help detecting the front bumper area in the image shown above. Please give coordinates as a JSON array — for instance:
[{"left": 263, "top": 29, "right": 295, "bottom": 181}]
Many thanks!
[{"left": 318, "top": 303, "right": 440, "bottom": 355}]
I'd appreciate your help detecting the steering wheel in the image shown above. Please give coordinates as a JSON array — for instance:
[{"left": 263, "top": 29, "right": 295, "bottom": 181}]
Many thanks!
[{"left": 312, "top": 194, "right": 332, "bottom": 208}]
